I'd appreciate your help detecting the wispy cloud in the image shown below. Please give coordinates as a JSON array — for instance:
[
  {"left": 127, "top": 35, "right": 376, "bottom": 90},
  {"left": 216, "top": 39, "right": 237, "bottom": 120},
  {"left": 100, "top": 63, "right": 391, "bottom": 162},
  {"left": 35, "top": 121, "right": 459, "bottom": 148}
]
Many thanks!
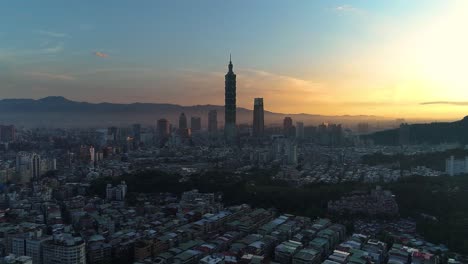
[
  {"left": 35, "top": 30, "right": 68, "bottom": 38},
  {"left": 94, "top": 51, "right": 109, "bottom": 58},
  {"left": 332, "top": 4, "right": 365, "bottom": 15},
  {"left": 42, "top": 42, "right": 64, "bottom": 54},
  {"left": 421, "top": 101, "right": 468, "bottom": 106},
  {"left": 27, "top": 72, "right": 75, "bottom": 81}
]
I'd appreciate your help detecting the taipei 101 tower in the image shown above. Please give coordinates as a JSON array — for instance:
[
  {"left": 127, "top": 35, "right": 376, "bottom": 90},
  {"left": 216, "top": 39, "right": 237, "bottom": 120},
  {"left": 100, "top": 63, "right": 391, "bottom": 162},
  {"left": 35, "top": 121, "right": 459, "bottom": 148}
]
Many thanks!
[{"left": 224, "top": 54, "right": 237, "bottom": 144}]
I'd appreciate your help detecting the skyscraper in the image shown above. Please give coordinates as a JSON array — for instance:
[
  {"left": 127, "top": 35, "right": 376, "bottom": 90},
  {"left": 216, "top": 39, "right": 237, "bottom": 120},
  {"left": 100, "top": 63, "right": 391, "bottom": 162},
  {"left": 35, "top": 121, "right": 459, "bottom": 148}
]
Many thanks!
[
  {"left": 15, "top": 152, "right": 41, "bottom": 183},
  {"left": 283, "top": 117, "right": 293, "bottom": 137},
  {"left": 253, "top": 98, "right": 264, "bottom": 137},
  {"left": 224, "top": 55, "right": 237, "bottom": 143},
  {"left": 191, "top": 116, "right": 201, "bottom": 131},
  {"left": 157, "top": 119, "right": 170, "bottom": 139},
  {"left": 208, "top": 110, "right": 218, "bottom": 134},
  {"left": 179, "top": 112, "right": 187, "bottom": 129}
]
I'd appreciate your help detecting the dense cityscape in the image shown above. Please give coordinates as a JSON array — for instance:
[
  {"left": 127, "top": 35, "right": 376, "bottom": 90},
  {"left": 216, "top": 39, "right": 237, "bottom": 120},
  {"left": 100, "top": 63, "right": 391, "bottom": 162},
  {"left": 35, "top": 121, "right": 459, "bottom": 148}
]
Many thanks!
[
  {"left": 3, "top": 1, "right": 468, "bottom": 263},
  {"left": 0, "top": 57, "right": 466, "bottom": 264}
]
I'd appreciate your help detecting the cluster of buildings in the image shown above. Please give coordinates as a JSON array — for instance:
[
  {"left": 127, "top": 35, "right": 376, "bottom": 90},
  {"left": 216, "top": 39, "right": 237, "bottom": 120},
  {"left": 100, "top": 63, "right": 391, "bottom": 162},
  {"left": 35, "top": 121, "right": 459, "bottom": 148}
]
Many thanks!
[
  {"left": 0, "top": 181, "right": 455, "bottom": 264},
  {"left": 327, "top": 186, "right": 399, "bottom": 217}
]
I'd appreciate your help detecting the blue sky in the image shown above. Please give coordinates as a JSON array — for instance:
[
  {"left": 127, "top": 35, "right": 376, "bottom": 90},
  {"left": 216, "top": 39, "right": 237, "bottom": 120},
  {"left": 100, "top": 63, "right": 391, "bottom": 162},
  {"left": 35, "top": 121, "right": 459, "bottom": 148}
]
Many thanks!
[{"left": 1, "top": 0, "right": 466, "bottom": 119}]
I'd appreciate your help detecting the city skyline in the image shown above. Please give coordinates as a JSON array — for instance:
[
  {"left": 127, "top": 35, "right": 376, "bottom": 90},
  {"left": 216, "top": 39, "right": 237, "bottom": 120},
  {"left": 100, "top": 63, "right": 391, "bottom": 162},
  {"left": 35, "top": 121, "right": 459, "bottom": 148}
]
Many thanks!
[{"left": 1, "top": 1, "right": 468, "bottom": 120}]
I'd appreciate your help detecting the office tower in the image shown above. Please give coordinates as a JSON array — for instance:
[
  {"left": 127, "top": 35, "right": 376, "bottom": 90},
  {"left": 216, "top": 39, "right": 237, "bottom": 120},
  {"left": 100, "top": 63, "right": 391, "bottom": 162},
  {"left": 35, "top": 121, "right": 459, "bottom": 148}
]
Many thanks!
[
  {"left": 31, "top": 154, "right": 40, "bottom": 180},
  {"left": 107, "top": 126, "right": 119, "bottom": 141},
  {"left": 224, "top": 55, "right": 237, "bottom": 143},
  {"left": 286, "top": 140, "right": 298, "bottom": 165},
  {"left": 132, "top": 123, "right": 141, "bottom": 142},
  {"left": 42, "top": 234, "right": 86, "bottom": 264},
  {"left": 208, "top": 110, "right": 218, "bottom": 134},
  {"left": 156, "top": 119, "right": 170, "bottom": 139},
  {"left": 296, "top": 122, "right": 304, "bottom": 139},
  {"left": 179, "top": 112, "right": 187, "bottom": 129},
  {"left": 106, "top": 181, "right": 127, "bottom": 201},
  {"left": 89, "top": 146, "right": 95, "bottom": 163},
  {"left": 283, "top": 117, "right": 293, "bottom": 137},
  {"left": 16, "top": 152, "right": 41, "bottom": 183},
  {"left": 253, "top": 98, "right": 264, "bottom": 137},
  {"left": 191, "top": 116, "right": 201, "bottom": 131}
]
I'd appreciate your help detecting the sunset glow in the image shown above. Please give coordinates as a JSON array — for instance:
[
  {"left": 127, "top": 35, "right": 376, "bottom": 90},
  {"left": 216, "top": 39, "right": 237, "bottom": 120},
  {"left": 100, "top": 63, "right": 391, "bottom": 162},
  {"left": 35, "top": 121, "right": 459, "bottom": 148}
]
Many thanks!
[{"left": 1, "top": 1, "right": 467, "bottom": 120}]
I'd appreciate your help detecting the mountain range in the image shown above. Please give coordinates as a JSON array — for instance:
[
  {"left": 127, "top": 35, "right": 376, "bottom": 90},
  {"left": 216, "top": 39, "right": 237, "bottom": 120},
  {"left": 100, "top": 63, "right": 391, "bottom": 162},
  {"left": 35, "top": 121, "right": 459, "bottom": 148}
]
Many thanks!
[{"left": 0, "top": 96, "right": 397, "bottom": 128}]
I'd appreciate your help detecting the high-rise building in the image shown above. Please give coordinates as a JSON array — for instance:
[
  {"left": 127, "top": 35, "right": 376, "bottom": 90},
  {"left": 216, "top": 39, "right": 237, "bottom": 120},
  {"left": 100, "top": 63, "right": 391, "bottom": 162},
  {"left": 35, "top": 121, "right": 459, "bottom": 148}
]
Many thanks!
[
  {"left": 42, "top": 234, "right": 86, "bottom": 264},
  {"left": 296, "top": 122, "right": 304, "bottom": 139},
  {"left": 156, "top": 119, "right": 170, "bottom": 139},
  {"left": 191, "top": 116, "right": 201, "bottom": 131},
  {"left": 208, "top": 110, "right": 218, "bottom": 134},
  {"left": 253, "top": 98, "right": 264, "bottom": 137},
  {"left": 224, "top": 55, "right": 237, "bottom": 143},
  {"left": 107, "top": 127, "right": 119, "bottom": 142},
  {"left": 179, "top": 113, "right": 187, "bottom": 129},
  {"left": 15, "top": 152, "right": 41, "bottom": 183},
  {"left": 283, "top": 117, "right": 293, "bottom": 137},
  {"left": 106, "top": 181, "right": 127, "bottom": 201}
]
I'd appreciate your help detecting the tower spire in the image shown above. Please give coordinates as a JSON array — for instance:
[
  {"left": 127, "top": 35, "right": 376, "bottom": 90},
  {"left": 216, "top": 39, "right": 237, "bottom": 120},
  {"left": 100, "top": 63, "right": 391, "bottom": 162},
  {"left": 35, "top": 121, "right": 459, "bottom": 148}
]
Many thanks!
[{"left": 228, "top": 53, "right": 233, "bottom": 72}]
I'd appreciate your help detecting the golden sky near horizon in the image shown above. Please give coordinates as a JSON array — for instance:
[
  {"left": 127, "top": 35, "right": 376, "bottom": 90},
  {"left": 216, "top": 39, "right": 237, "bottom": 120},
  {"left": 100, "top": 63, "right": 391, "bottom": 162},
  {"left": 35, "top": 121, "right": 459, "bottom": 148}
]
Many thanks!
[{"left": 1, "top": 1, "right": 468, "bottom": 120}]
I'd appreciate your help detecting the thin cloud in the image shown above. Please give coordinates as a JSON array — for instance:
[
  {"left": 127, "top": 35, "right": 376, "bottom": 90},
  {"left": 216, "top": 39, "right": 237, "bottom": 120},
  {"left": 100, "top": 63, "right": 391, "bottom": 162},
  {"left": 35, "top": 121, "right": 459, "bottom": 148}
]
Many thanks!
[
  {"left": 94, "top": 51, "right": 109, "bottom": 58},
  {"left": 27, "top": 72, "right": 75, "bottom": 81},
  {"left": 421, "top": 101, "right": 468, "bottom": 106},
  {"left": 42, "top": 43, "right": 64, "bottom": 54},
  {"left": 35, "top": 30, "right": 68, "bottom": 38},
  {"left": 332, "top": 5, "right": 365, "bottom": 15}
]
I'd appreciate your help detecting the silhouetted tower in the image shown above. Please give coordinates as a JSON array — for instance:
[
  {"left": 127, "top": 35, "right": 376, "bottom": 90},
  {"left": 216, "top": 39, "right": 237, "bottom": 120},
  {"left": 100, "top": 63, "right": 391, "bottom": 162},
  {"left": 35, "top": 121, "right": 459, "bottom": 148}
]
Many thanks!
[
  {"left": 283, "top": 117, "right": 293, "bottom": 137},
  {"left": 179, "top": 112, "right": 187, "bottom": 129},
  {"left": 253, "top": 98, "right": 264, "bottom": 137},
  {"left": 224, "top": 54, "right": 237, "bottom": 144},
  {"left": 191, "top": 116, "right": 201, "bottom": 131},
  {"left": 157, "top": 119, "right": 170, "bottom": 138}
]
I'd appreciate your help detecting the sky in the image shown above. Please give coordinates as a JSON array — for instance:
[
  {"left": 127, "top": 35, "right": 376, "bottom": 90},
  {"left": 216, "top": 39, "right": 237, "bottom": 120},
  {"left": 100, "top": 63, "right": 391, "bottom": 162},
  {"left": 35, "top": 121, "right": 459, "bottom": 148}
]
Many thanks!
[{"left": 1, "top": 0, "right": 468, "bottom": 120}]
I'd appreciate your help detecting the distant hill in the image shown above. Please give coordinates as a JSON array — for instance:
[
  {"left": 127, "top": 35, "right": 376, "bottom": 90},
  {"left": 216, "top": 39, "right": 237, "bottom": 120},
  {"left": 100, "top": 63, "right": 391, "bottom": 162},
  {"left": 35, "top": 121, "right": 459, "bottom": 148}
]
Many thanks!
[
  {"left": 0, "top": 96, "right": 395, "bottom": 128},
  {"left": 364, "top": 116, "right": 468, "bottom": 145}
]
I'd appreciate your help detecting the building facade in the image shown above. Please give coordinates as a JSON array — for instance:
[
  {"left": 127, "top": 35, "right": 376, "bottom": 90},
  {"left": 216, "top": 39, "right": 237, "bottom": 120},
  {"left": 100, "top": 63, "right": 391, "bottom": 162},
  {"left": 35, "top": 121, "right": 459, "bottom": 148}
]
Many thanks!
[
  {"left": 157, "top": 119, "right": 170, "bottom": 139},
  {"left": 252, "top": 98, "right": 264, "bottom": 137},
  {"left": 190, "top": 117, "right": 201, "bottom": 132},
  {"left": 42, "top": 235, "right": 86, "bottom": 264}
]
